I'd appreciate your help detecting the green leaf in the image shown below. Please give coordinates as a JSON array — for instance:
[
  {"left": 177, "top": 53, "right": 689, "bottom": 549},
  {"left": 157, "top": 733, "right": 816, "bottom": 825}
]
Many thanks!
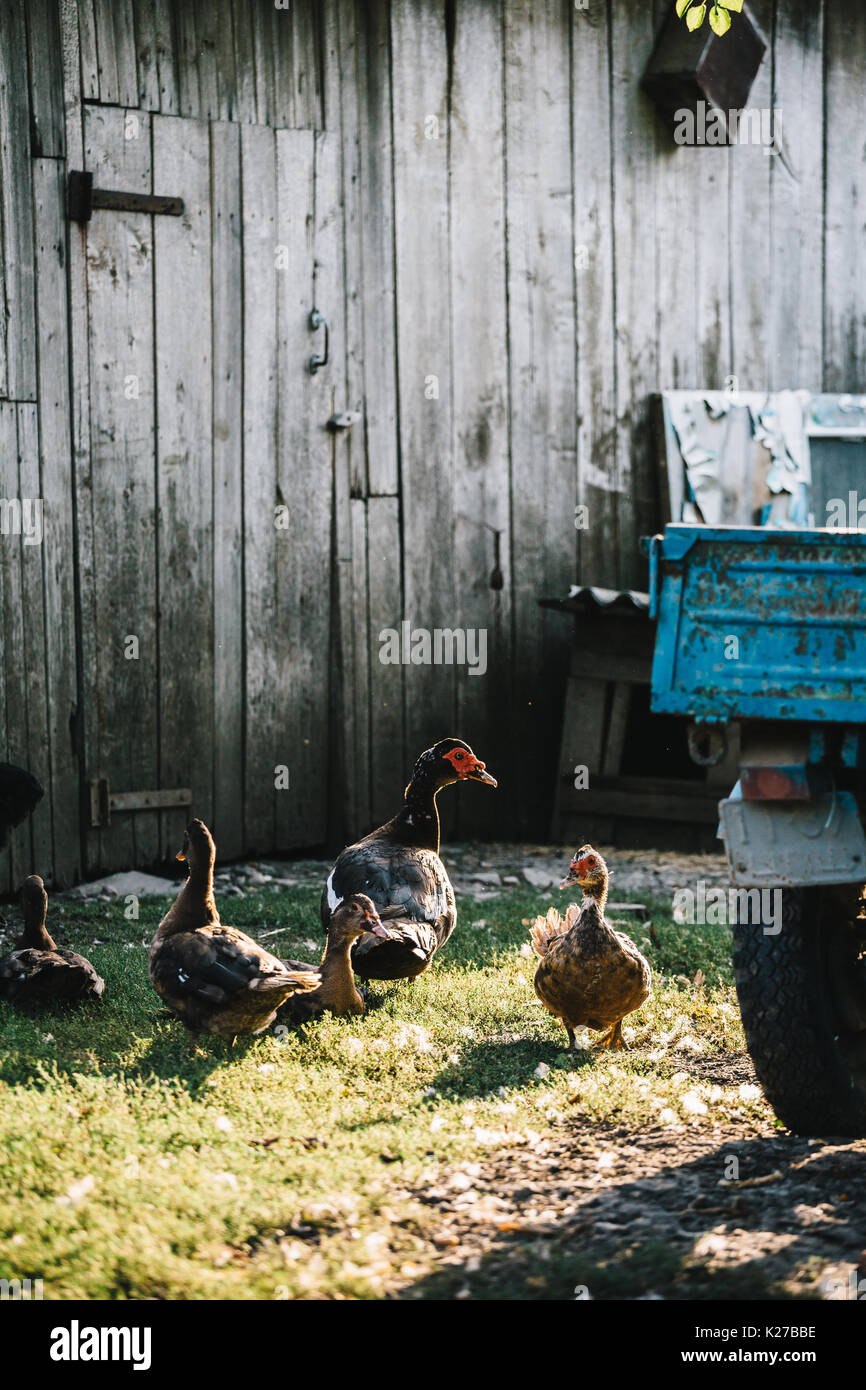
[
  {"left": 725, "top": 0, "right": 744, "bottom": 10},
  {"left": 709, "top": 4, "right": 732, "bottom": 35},
  {"left": 686, "top": 3, "right": 706, "bottom": 28},
  {"left": 676, "top": 0, "right": 693, "bottom": 16}
]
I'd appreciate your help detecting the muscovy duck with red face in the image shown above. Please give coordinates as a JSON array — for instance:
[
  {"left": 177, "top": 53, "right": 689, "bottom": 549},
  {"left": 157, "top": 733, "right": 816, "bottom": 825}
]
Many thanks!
[{"left": 321, "top": 738, "right": 497, "bottom": 981}]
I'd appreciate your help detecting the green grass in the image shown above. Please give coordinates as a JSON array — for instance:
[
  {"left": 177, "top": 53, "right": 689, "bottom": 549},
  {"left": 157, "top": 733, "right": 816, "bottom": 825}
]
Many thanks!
[{"left": 0, "top": 883, "right": 764, "bottom": 1299}]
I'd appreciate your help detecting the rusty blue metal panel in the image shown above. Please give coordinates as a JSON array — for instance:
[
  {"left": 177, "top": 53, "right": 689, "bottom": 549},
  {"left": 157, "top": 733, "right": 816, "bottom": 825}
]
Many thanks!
[{"left": 648, "top": 524, "right": 866, "bottom": 723}]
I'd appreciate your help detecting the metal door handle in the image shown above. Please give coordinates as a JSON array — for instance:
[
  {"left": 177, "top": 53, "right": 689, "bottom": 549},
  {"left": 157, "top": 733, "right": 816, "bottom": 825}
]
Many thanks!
[{"left": 308, "top": 309, "right": 329, "bottom": 373}]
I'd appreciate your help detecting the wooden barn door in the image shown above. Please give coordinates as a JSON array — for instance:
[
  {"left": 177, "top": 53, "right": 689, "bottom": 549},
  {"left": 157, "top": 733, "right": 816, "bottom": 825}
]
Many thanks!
[{"left": 73, "top": 107, "right": 340, "bottom": 873}]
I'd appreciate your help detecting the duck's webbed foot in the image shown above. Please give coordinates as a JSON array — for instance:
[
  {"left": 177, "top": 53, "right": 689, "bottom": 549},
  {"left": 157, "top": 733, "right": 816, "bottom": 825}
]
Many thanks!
[{"left": 594, "top": 1020, "right": 626, "bottom": 1050}]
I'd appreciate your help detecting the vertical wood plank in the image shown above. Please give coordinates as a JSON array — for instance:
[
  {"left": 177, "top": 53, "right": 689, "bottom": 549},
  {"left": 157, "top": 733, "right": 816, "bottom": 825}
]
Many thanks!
[
  {"left": 175, "top": 1, "right": 200, "bottom": 118},
  {"left": 26, "top": 0, "right": 66, "bottom": 158},
  {"left": 0, "top": 405, "right": 31, "bottom": 884},
  {"left": 823, "top": 3, "right": 866, "bottom": 391},
  {"left": 655, "top": 139, "right": 700, "bottom": 393},
  {"left": 344, "top": 496, "right": 371, "bottom": 834},
  {"left": 652, "top": 0, "right": 698, "bottom": 398},
  {"left": 292, "top": 0, "right": 322, "bottom": 130},
  {"left": 133, "top": 0, "right": 161, "bottom": 110},
  {"left": 252, "top": 0, "right": 275, "bottom": 126},
  {"left": 504, "top": 0, "right": 576, "bottom": 835},
  {"left": 153, "top": 0, "right": 179, "bottom": 114},
  {"left": 83, "top": 104, "right": 159, "bottom": 870},
  {"left": 770, "top": 0, "right": 824, "bottom": 388},
  {"left": 241, "top": 122, "right": 278, "bottom": 850},
  {"left": 210, "top": 121, "right": 244, "bottom": 859},
  {"left": 327, "top": 0, "right": 366, "bottom": 840},
  {"left": 16, "top": 404, "right": 53, "bottom": 878},
  {"left": 154, "top": 114, "right": 214, "bottom": 855},
  {"left": 391, "top": 0, "right": 456, "bottom": 778},
  {"left": 449, "top": 0, "right": 511, "bottom": 837},
  {"left": 33, "top": 158, "right": 81, "bottom": 886},
  {"left": 730, "top": 0, "right": 772, "bottom": 390},
  {"left": 573, "top": 0, "right": 619, "bottom": 586},
  {"left": 213, "top": 0, "right": 238, "bottom": 120},
  {"left": 77, "top": 0, "right": 100, "bottom": 101},
  {"left": 0, "top": 0, "right": 37, "bottom": 400},
  {"left": 611, "top": 0, "right": 661, "bottom": 586},
  {"left": 271, "top": 0, "right": 296, "bottom": 128},
  {"left": 695, "top": 162, "right": 731, "bottom": 389},
  {"left": 273, "top": 126, "right": 333, "bottom": 847},
  {"left": 367, "top": 495, "right": 404, "bottom": 824},
  {"left": 602, "top": 681, "right": 631, "bottom": 776},
  {"left": 194, "top": 0, "right": 220, "bottom": 120},
  {"left": 92, "top": 0, "right": 119, "bottom": 104},
  {"left": 0, "top": 405, "right": 31, "bottom": 888},
  {"left": 354, "top": 0, "right": 398, "bottom": 496},
  {"left": 112, "top": 0, "right": 140, "bottom": 108},
  {"left": 60, "top": 0, "right": 93, "bottom": 878},
  {"left": 231, "top": 0, "right": 258, "bottom": 124}
]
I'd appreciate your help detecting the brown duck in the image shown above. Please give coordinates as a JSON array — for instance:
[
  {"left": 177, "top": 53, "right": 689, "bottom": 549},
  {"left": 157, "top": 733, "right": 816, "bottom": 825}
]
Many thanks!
[
  {"left": 148, "top": 819, "right": 317, "bottom": 1042},
  {"left": 278, "top": 894, "right": 394, "bottom": 1021},
  {"left": 530, "top": 846, "right": 651, "bottom": 1050},
  {"left": 0, "top": 875, "right": 105, "bottom": 1004}
]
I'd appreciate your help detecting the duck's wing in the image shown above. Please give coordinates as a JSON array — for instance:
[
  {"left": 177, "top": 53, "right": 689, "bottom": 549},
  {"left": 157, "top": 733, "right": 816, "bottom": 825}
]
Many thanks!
[
  {"left": 0, "top": 948, "right": 102, "bottom": 1002},
  {"left": 280, "top": 956, "right": 320, "bottom": 975},
  {"left": 324, "top": 845, "right": 453, "bottom": 927},
  {"left": 321, "top": 847, "right": 400, "bottom": 929},
  {"left": 152, "top": 927, "right": 316, "bottom": 1006},
  {"left": 351, "top": 916, "right": 440, "bottom": 980},
  {"left": 0, "top": 764, "right": 44, "bottom": 849},
  {"left": 56, "top": 950, "right": 105, "bottom": 998}
]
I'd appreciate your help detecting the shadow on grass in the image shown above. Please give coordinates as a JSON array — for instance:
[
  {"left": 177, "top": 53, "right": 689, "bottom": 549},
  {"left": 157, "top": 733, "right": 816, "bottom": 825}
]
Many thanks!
[
  {"left": 0, "top": 995, "right": 254, "bottom": 1093},
  {"left": 431, "top": 1036, "right": 596, "bottom": 1100},
  {"left": 399, "top": 1130, "right": 851, "bottom": 1301}
]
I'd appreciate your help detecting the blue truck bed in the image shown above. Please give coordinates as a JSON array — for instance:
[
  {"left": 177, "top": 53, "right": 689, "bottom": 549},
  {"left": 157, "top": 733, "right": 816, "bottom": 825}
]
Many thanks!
[{"left": 647, "top": 524, "right": 866, "bottom": 724}]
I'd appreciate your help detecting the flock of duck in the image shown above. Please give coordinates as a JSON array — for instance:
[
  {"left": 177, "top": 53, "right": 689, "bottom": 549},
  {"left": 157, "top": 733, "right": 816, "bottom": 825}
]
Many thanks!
[{"left": 0, "top": 738, "right": 651, "bottom": 1050}]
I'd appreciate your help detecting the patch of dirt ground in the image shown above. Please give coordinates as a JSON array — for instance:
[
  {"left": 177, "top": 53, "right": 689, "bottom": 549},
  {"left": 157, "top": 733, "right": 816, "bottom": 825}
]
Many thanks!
[{"left": 395, "top": 1061, "right": 866, "bottom": 1301}]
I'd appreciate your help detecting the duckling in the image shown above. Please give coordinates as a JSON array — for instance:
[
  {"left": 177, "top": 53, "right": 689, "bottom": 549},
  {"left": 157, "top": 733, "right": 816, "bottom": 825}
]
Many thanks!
[
  {"left": 321, "top": 738, "right": 497, "bottom": 981},
  {"left": 0, "top": 875, "right": 105, "bottom": 1004},
  {"left": 148, "top": 819, "right": 317, "bottom": 1043},
  {"left": 530, "top": 846, "right": 651, "bottom": 1050},
  {"left": 278, "top": 894, "right": 394, "bottom": 1021}
]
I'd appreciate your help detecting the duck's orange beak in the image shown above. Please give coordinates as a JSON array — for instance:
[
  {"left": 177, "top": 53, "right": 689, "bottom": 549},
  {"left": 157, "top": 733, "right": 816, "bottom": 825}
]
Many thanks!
[{"left": 176, "top": 850, "right": 186, "bottom": 862}]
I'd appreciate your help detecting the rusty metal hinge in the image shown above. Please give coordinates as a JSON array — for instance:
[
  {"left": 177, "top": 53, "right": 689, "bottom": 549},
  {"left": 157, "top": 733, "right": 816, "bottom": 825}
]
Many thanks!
[
  {"left": 68, "top": 170, "right": 184, "bottom": 224},
  {"left": 89, "top": 779, "right": 192, "bottom": 829}
]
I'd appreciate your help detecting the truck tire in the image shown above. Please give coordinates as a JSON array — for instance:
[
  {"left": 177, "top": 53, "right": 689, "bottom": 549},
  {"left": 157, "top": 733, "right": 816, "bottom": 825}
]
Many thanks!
[{"left": 732, "top": 885, "right": 866, "bottom": 1136}]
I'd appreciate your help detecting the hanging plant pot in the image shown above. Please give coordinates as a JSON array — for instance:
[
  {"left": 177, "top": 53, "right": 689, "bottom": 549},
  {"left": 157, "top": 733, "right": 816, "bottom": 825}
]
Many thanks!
[{"left": 642, "top": 1, "right": 768, "bottom": 144}]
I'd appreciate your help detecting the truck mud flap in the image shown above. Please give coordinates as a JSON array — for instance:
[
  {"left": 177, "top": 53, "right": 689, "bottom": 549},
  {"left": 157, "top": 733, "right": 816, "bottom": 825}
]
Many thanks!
[{"left": 719, "top": 790, "right": 866, "bottom": 887}]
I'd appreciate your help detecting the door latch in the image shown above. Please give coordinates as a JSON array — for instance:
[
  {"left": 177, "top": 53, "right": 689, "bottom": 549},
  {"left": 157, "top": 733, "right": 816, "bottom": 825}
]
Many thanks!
[
  {"left": 327, "top": 411, "right": 362, "bottom": 431},
  {"left": 89, "top": 779, "right": 192, "bottom": 828},
  {"left": 68, "top": 170, "right": 184, "bottom": 223},
  {"left": 308, "top": 308, "right": 329, "bottom": 373}
]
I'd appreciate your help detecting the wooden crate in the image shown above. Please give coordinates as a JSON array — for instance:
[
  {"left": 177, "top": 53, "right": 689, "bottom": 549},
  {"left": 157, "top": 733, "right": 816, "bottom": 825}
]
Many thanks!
[{"left": 545, "top": 591, "right": 739, "bottom": 850}]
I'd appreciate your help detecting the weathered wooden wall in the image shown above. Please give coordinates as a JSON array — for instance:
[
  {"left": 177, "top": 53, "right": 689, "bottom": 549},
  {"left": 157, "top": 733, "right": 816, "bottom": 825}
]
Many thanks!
[{"left": 1, "top": 0, "right": 863, "bottom": 887}]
